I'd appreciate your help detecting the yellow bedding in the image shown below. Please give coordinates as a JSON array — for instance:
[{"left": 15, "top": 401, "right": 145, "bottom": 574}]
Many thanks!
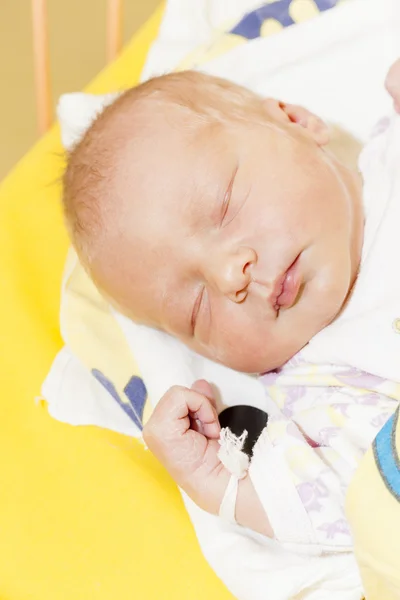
[{"left": 0, "top": 6, "right": 232, "bottom": 599}]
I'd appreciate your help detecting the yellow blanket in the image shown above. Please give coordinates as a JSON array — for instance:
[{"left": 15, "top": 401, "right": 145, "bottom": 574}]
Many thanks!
[{"left": 0, "top": 6, "right": 232, "bottom": 599}]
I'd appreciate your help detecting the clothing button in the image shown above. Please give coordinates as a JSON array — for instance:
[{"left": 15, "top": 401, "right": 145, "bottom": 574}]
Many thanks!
[{"left": 392, "top": 318, "right": 400, "bottom": 333}]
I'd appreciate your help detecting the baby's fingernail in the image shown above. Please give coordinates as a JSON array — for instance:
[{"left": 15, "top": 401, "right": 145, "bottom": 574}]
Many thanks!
[
  {"left": 209, "top": 422, "right": 221, "bottom": 439},
  {"left": 195, "top": 419, "right": 204, "bottom": 435}
]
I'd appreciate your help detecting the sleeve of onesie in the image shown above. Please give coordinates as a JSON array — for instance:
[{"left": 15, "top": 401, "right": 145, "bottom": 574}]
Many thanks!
[
  {"left": 248, "top": 375, "right": 396, "bottom": 556},
  {"left": 181, "top": 490, "right": 362, "bottom": 600},
  {"left": 248, "top": 406, "right": 352, "bottom": 555}
]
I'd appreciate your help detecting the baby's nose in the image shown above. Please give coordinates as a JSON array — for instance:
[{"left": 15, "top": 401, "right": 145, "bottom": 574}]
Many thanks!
[{"left": 210, "top": 247, "right": 257, "bottom": 302}]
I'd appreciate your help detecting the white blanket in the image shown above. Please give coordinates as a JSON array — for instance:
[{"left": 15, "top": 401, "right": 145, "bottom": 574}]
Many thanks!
[{"left": 43, "top": 0, "right": 399, "bottom": 598}]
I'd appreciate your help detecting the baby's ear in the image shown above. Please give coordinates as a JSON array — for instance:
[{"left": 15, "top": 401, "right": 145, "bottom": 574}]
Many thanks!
[{"left": 263, "top": 98, "right": 330, "bottom": 146}]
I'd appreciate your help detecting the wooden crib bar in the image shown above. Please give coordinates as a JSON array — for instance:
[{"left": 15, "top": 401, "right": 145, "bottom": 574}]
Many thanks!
[
  {"left": 31, "top": 0, "right": 52, "bottom": 135},
  {"left": 31, "top": 0, "right": 123, "bottom": 135},
  {"left": 107, "top": 0, "right": 124, "bottom": 65}
]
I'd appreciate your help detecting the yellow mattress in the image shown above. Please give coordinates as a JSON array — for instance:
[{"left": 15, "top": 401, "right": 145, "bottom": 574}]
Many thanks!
[{"left": 0, "top": 6, "right": 233, "bottom": 599}]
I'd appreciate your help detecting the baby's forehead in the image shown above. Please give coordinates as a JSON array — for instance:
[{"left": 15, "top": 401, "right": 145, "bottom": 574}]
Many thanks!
[
  {"left": 111, "top": 103, "right": 200, "bottom": 175},
  {"left": 114, "top": 105, "right": 228, "bottom": 196}
]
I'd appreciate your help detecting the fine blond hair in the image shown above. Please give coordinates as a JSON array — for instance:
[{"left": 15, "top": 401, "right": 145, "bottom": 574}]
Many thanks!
[{"left": 63, "top": 71, "right": 267, "bottom": 263}]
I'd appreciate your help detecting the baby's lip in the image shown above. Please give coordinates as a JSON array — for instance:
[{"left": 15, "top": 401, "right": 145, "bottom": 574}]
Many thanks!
[{"left": 271, "top": 255, "right": 302, "bottom": 310}]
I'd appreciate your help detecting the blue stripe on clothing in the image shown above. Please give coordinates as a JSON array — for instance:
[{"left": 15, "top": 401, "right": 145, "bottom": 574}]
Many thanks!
[
  {"left": 92, "top": 369, "right": 146, "bottom": 431},
  {"left": 229, "top": 0, "right": 341, "bottom": 40},
  {"left": 373, "top": 408, "right": 400, "bottom": 502}
]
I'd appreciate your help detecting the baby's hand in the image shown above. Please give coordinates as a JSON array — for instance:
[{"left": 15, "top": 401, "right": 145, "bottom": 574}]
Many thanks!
[
  {"left": 144, "top": 380, "right": 273, "bottom": 536},
  {"left": 143, "top": 380, "right": 230, "bottom": 514}
]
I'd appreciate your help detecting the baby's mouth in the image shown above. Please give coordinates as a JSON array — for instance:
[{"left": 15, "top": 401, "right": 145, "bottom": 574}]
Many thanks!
[{"left": 272, "top": 255, "right": 302, "bottom": 311}]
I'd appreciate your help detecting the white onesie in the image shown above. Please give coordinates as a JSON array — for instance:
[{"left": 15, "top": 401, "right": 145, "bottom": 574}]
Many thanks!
[
  {"left": 186, "top": 114, "right": 400, "bottom": 600},
  {"left": 303, "top": 113, "right": 400, "bottom": 381},
  {"left": 236, "top": 112, "right": 398, "bottom": 549}
]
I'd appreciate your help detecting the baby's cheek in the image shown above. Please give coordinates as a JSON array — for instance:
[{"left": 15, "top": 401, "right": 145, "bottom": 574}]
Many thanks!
[
  {"left": 204, "top": 319, "right": 260, "bottom": 371},
  {"left": 224, "top": 325, "right": 281, "bottom": 372},
  {"left": 311, "top": 266, "right": 349, "bottom": 327}
]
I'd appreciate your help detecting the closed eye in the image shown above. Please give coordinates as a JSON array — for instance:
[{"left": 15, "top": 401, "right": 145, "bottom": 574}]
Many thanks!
[
  {"left": 223, "top": 181, "right": 251, "bottom": 230},
  {"left": 220, "top": 165, "right": 238, "bottom": 225},
  {"left": 191, "top": 286, "right": 205, "bottom": 335}
]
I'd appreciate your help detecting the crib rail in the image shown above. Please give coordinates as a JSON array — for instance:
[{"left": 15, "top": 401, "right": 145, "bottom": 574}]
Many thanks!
[{"left": 31, "top": 0, "right": 123, "bottom": 135}]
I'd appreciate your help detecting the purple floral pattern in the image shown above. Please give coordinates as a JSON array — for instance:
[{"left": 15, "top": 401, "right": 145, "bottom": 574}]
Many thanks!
[
  {"left": 259, "top": 358, "right": 398, "bottom": 546},
  {"left": 297, "top": 479, "right": 329, "bottom": 513},
  {"left": 318, "top": 519, "right": 350, "bottom": 540}
]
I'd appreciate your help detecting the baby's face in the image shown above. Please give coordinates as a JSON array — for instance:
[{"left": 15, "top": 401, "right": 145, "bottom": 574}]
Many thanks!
[{"left": 93, "top": 101, "right": 363, "bottom": 373}]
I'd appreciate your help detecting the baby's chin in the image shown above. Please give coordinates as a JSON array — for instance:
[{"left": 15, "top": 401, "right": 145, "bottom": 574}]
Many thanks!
[
  {"left": 212, "top": 347, "right": 302, "bottom": 375},
  {"left": 204, "top": 289, "right": 348, "bottom": 374},
  {"left": 195, "top": 334, "right": 306, "bottom": 375},
  {"left": 208, "top": 328, "right": 315, "bottom": 373}
]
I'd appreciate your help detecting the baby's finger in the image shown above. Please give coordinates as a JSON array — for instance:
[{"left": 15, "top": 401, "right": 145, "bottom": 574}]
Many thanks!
[
  {"left": 144, "top": 386, "right": 192, "bottom": 448},
  {"left": 189, "top": 397, "right": 220, "bottom": 440},
  {"left": 191, "top": 379, "right": 217, "bottom": 407},
  {"left": 190, "top": 416, "right": 205, "bottom": 436},
  {"left": 144, "top": 386, "right": 220, "bottom": 457},
  {"left": 190, "top": 381, "right": 220, "bottom": 438},
  {"left": 199, "top": 419, "right": 220, "bottom": 440},
  {"left": 150, "top": 385, "right": 218, "bottom": 433}
]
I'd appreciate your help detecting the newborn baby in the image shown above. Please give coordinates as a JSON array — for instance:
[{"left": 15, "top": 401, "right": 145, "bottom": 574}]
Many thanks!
[
  {"left": 63, "top": 66, "right": 400, "bottom": 598},
  {"left": 65, "top": 72, "right": 363, "bottom": 374}
]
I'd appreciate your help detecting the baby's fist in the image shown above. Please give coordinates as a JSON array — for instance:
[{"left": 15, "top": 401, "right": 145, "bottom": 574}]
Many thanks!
[{"left": 143, "top": 381, "right": 228, "bottom": 513}]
